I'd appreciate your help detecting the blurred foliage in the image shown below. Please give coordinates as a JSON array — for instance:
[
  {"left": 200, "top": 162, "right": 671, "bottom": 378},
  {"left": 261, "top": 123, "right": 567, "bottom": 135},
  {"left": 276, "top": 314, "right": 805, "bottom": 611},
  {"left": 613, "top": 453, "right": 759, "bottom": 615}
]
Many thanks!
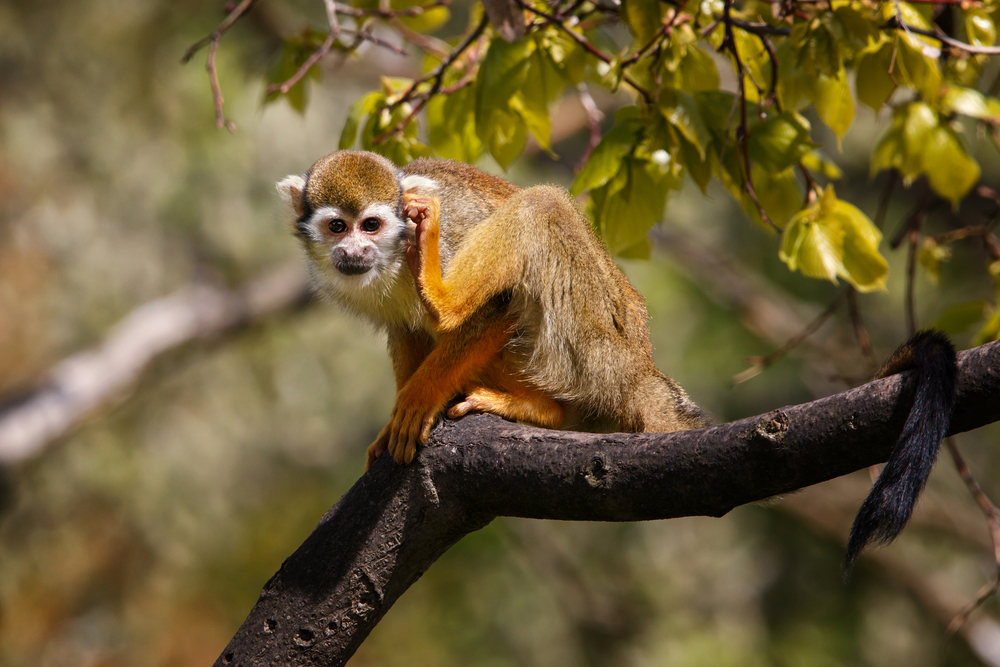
[{"left": 1, "top": 0, "right": 1000, "bottom": 666}]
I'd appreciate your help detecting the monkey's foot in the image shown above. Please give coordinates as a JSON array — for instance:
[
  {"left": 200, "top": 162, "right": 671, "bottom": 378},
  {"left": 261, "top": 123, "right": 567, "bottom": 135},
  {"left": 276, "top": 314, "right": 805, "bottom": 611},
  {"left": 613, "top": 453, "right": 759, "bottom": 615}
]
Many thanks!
[{"left": 448, "top": 387, "right": 565, "bottom": 429}]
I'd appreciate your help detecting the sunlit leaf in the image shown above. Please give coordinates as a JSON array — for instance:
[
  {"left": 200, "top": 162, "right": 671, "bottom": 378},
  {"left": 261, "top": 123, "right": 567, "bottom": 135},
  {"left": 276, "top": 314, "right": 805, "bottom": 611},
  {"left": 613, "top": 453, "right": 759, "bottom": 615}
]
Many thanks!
[
  {"left": 941, "top": 85, "right": 999, "bottom": 121},
  {"left": 922, "top": 124, "right": 980, "bottom": 207},
  {"left": 750, "top": 165, "right": 802, "bottom": 229},
  {"left": 747, "top": 112, "right": 814, "bottom": 172},
  {"left": 918, "top": 238, "right": 952, "bottom": 285},
  {"left": 830, "top": 196, "right": 887, "bottom": 292},
  {"left": 780, "top": 185, "right": 887, "bottom": 291},
  {"left": 428, "top": 86, "right": 482, "bottom": 162},
  {"left": 813, "top": 67, "right": 854, "bottom": 143},
  {"left": 340, "top": 91, "right": 386, "bottom": 150},
  {"left": 622, "top": 0, "right": 662, "bottom": 45},
  {"left": 571, "top": 108, "right": 646, "bottom": 195},
  {"left": 658, "top": 88, "right": 710, "bottom": 159},
  {"left": 855, "top": 40, "right": 896, "bottom": 111}
]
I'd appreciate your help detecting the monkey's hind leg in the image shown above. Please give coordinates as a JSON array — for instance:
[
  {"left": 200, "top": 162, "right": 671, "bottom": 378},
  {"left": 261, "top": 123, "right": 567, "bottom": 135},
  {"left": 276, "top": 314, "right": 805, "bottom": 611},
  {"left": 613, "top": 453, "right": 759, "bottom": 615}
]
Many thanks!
[{"left": 451, "top": 359, "right": 565, "bottom": 429}]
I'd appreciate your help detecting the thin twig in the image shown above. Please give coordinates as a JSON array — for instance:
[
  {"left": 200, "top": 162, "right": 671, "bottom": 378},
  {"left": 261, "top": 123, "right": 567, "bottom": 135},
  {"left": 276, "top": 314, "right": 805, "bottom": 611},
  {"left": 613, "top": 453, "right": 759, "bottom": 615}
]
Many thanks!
[
  {"left": 576, "top": 83, "right": 604, "bottom": 172},
  {"left": 722, "top": 0, "right": 780, "bottom": 233},
  {"left": 733, "top": 288, "right": 848, "bottom": 384},
  {"left": 207, "top": 36, "right": 236, "bottom": 132},
  {"left": 517, "top": 0, "right": 654, "bottom": 104},
  {"left": 846, "top": 288, "right": 876, "bottom": 366},
  {"left": 906, "top": 224, "right": 922, "bottom": 336},
  {"left": 181, "top": 0, "right": 256, "bottom": 64},
  {"left": 944, "top": 438, "right": 1000, "bottom": 635},
  {"left": 372, "top": 15, "right": 488, "bottom": 143},
  {"left": 885, "top": 16, "right": 1000, "bottom": 56},
  {"left": 875, "top": 172, "right": 898, "bottom": 230}
]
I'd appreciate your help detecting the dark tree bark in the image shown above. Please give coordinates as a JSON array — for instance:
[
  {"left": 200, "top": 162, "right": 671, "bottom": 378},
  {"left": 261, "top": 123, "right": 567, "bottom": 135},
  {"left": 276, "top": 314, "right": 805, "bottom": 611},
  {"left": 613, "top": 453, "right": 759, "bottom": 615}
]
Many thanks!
[{"left": 214, "top": 339, "right": 1000, "bottom": 667}]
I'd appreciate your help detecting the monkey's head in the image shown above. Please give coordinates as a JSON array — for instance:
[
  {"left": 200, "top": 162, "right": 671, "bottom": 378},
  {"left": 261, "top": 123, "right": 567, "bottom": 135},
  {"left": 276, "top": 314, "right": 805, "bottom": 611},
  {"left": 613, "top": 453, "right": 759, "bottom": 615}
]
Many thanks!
[{"left": 277, "top": 151, "right": 407, "bottom": 286}]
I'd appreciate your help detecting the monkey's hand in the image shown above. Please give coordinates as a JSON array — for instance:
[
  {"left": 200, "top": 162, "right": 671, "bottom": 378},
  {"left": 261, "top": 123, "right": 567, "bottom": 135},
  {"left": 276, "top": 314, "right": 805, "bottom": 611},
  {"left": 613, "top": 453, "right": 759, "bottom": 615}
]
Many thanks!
[
  {"left": 367, "top": 383, "right": 446, "bottom": 467},
  {"left": 402, "top": 193, "right": 443, "bottom": 324}
]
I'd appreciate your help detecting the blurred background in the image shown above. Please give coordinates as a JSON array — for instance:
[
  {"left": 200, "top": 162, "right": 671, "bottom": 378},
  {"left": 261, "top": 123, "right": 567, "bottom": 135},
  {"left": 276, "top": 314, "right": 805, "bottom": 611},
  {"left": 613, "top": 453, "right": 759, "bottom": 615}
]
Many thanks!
[{"left": 2, "top": 0, "right": 1000, "bottom": 665}]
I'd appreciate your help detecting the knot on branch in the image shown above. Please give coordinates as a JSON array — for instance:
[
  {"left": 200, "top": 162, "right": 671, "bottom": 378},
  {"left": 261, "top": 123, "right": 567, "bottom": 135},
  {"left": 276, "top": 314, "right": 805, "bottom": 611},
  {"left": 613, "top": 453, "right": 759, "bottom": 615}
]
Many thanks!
[
  {"left": 583, "top": 454, "right": 612, "bottom": 488},
  {"left": 751, "top": 410, "right": 789, "bottom": 444}
]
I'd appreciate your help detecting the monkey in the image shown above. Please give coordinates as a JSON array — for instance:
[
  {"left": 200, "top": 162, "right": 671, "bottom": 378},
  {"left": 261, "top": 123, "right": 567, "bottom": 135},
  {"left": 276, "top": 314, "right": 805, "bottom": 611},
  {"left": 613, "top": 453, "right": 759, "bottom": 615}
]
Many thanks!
[
  {"left": 276, "top": 150, "right": 708, "bottom": 470},
  {"left": 277, "top": 150, "right": 958, "bottom": 569}
]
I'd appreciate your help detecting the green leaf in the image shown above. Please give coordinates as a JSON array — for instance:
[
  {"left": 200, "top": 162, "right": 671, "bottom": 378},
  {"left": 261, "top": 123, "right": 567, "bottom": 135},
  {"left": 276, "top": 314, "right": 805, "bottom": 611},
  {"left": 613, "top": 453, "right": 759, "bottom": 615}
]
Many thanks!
[
  {"left": 799, "top": 23, "right": 841, "bottom": 79},
  {"left": 965, "top": 8, "right": 997, "bottom": 47},
  {"left": 800, "top": 150, "right": 843, "bottom": 179},
  {"left": 265, "top": 31, "right": 327, "bottom": 114},
  {"left": 751, "top": 165, "right": 802, "bottom": 229},
  {"left": 427, "top": 85, "right": 482, "bottom": 162},
  {"left": 747, "top": 112, "right": 814, "bottom": 172},
  {"left": 594, "top": 158, "right": 671, "bottom": 254},
  {"left": 832, "top": 6, "right": 878, "bottom": 51},
  {"left": 941, "top": 85, "right": 999, "bottom": 121},
  {"left": 679, "top": 135, "right": 712, "bottom": 194},
  {"left": 831, "top": 197, "right": 887, "bottom": 292},
  {"left": 922, "top": 124, "right": 980, "bottom": 207},
  {"left": 476, "top": 37, "right": 533, "bottom": 165},
  {"left": 813, "top": 67, "right": 855, "bottom": 143},
  {"left": 870, "top": 113, "right": 905, "bottom": 177},
  {"left": 779, "top": 185, "right": 887, "bottom": 291},
  {"left": 571, "top": 108, "right": 646, "bottom": 195},
  {"left": 919, "top": 238, "right": 952, "bottom": 285},
  {"left": 657, "top": 88, "right": 710, "bottom": 159},
  {"left": 780, "top": 211, "right": 845, "bottom": 283},
  {"left": 933, "top": 300, "right": 987, "bottom": 335},
  {"left": 896, "top": 33, "right": 942, "bottom": 101},
  {"left": 677, "top": 45, "right": 720, "bottom": 92},
  {"left": 398, "top": 6, "right": 450, "bottom": 33},
  {"left": 340, "top": 91, "right": 386, "bottom": 150},
  {"left": 900, "top": 101, "right": 937, "bottom": 181},
  {"left": 622, "top": 0, "right": 662, "bottom": 45},
  {"left": 618, "top": 238, "right": 652, "bottom": 259},
  {"left": 486, "top": 110, "right": 528, "bottom": 170},
  {"left": 855, "top": 40, "right": 896, "bottom": 111}
]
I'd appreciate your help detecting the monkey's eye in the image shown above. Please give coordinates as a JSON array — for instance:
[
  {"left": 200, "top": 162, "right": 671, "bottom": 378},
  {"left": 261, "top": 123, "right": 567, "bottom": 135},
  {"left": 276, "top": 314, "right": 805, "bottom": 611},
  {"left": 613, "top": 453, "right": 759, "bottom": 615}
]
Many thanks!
[
  {"left": 361, "top": 217, "right": 381, "bottom": 233},
  {"left": 328, "top": 219, "right": 347, "bottom": 234}
]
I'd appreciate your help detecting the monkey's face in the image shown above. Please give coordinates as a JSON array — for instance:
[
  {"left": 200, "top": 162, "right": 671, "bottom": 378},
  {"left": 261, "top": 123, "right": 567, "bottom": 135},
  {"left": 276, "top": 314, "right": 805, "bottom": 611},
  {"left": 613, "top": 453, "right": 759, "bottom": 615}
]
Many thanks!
[
  {"left": 301, "top": 201, "right": 407, "bottom": 282},
  {"left": 276, "top": 152, "right": 409, "bottom": 292}
]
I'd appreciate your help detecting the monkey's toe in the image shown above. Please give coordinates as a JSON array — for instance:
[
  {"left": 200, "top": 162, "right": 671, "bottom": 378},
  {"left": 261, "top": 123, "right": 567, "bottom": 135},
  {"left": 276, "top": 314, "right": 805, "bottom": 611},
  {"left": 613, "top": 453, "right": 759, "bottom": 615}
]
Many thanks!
[{"left": 447, "top": 398, "right": 480, "bottom": 419}]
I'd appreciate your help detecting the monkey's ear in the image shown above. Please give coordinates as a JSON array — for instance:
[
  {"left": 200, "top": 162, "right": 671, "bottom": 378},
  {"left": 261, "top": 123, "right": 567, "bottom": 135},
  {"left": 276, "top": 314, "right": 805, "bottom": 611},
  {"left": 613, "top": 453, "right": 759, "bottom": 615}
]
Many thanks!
[
  {"left": 276, "top": 175, "right": 307, "bottom": 217},
  {"left": 399, "top": 175, "right": 440, "bottom": 196}
]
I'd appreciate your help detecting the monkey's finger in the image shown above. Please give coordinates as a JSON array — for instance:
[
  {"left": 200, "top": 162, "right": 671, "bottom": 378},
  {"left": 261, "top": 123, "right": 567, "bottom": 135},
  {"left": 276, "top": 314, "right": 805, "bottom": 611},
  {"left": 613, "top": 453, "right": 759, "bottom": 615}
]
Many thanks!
[
  {"left": 365, "top": 440, "right": 385, "bottom": 470},
  {"left": 419, "top": 415, "right": 435, "bottom": 444},
  {"left": 406, "top": 244, "right": 420, "bottom": 279}
]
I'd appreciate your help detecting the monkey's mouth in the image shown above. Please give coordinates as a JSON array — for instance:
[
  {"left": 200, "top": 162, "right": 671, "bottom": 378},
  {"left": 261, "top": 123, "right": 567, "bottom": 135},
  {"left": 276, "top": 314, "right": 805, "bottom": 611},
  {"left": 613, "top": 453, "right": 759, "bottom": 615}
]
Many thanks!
[{"left": 335, "top": 260, "right": 373, "bottom": 276}]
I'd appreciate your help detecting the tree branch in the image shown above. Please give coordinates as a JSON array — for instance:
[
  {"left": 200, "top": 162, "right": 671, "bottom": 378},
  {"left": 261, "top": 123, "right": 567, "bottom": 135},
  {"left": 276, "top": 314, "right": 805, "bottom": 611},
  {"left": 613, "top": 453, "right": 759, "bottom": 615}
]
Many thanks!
[
  {"left": 214, "top": 339, "right": 1000, "bottom": 666},
  {"left": 0, "top": 264, "right": 311, "bottom": 464}
]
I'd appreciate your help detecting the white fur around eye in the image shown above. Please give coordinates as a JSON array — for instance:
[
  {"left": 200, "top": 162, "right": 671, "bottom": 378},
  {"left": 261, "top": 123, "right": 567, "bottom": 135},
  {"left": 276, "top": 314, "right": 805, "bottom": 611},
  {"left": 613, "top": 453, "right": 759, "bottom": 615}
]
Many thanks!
[
  {"left": 358, "top": 203, "right": 403, "bottom": 230},
  {"left": 399, "top": 175, "right": 440, "bottom": 194}
]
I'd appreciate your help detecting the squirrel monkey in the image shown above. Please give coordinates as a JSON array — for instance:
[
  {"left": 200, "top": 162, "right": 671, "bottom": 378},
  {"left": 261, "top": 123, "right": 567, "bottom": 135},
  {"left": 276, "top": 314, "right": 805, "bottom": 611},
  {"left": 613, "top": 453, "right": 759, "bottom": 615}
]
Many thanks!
[
  {"left": 277, "top": 151, "right": 957, "bottom": 568},
  {"left": 277, "top": 150, "right": 707, "bottom": 469}
]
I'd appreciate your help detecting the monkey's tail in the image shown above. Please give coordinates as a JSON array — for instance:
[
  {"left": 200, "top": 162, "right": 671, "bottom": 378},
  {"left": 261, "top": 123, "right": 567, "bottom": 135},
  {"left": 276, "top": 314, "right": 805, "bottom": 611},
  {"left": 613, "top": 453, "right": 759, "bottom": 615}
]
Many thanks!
[{"left": 844, "top": 330, "right": 957, "bottom": 571}]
